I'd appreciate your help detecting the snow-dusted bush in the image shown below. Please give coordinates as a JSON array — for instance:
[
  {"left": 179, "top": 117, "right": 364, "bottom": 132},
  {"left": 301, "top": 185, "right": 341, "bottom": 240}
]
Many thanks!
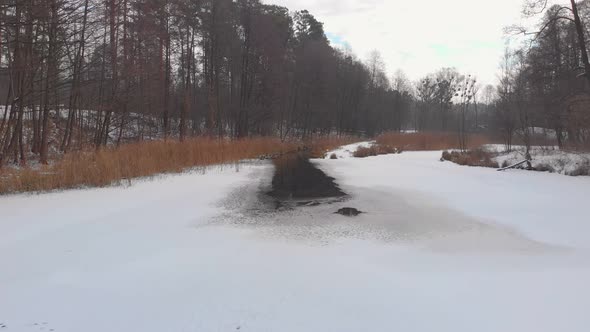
[
  {"left": 569, "top": 163, "right": 590, "bottom": 177},
  {"left": 491, "top": 146, "right": 590, "bottom": 176},
  {"left": 535, "top": 163, "right": 556, "bottom": 173}
]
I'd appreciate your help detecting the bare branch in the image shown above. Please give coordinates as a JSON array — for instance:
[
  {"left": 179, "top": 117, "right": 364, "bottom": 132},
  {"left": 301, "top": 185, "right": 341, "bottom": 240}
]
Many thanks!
[{"left": 522, "top": 0, "right": 549, "bottom": 17}]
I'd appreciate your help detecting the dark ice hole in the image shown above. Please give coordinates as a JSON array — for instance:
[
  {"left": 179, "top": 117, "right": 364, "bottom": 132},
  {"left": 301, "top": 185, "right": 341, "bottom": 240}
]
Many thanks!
[{"left": 267, "top": 153, "right": 347, "bottom": 202}]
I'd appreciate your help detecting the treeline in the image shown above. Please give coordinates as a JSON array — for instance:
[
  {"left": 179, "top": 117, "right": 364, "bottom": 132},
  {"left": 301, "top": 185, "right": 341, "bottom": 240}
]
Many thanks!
[
  {"left": 407, "top": 1, "right": 590, "bottom": 154},
  {"left": 0, "top": 0, "right": 412, "bottom": 166},
  {"left": 3, "top": 0, "right": 590, "bottom": 168},
  {"left": 491, "top": 0, "right": 590, "bottom": 153}
]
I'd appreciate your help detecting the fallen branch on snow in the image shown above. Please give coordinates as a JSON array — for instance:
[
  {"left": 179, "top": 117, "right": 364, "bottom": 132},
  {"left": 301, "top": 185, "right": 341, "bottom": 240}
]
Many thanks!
[{"left": 497, "top": 159, "right": 532, "bottom": 171}]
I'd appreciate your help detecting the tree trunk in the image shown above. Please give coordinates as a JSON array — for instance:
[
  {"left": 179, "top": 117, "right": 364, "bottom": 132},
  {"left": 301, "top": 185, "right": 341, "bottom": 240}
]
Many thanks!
[{"left": 571, "top": 0, "right": 590, "bottom": 86}]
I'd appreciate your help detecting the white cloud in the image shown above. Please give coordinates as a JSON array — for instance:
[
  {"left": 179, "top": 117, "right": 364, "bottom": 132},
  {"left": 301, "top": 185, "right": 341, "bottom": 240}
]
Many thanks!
[{"left": 263, "top": 0, "right": 541, "bottom": 85}]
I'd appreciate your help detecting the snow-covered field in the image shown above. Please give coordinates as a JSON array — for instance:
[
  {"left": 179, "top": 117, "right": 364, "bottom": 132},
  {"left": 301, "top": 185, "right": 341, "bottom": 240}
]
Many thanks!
[{"left": 1, "top": 144, "right": 590, "bottom": 332}]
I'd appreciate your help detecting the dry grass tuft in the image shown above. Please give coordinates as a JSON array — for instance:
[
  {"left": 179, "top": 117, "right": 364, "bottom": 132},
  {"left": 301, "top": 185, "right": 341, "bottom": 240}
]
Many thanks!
[
  {"left": 1, "top": 136, "right": 355, "bottom": 195},
  {"left": 376, "top": 132, "right": 492, "bottom": 151},
  {"left": 441, "top": 149, "right": 499, "bottom": 168},
  {"left": 353, "top": 144, "right": 399, "bottom": 158}
]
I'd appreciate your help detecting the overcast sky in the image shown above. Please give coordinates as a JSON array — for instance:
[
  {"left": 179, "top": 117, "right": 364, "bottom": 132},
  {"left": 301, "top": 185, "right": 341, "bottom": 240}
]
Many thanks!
[{"left": 264, "top": 0, "right": 536, "bottom": 86}]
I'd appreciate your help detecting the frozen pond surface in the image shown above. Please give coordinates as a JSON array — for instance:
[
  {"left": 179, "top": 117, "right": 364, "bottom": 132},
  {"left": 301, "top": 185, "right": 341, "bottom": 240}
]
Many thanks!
[
  {"left": 1, "top": 145, "right": 590, "bottom": 332},
  {"left": 218, "top": 161, "right": 553, "bottom": 253}
]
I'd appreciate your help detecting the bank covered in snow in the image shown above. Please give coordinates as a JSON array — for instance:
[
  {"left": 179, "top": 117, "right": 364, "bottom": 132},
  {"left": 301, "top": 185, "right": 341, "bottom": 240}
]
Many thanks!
[{"left": 489, "top": 145, "right": 590, "bottom": 176}]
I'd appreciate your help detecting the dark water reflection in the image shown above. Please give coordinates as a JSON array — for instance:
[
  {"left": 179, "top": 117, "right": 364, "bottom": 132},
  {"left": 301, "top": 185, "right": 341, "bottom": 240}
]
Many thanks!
[{"left": 268, "top": 153, "right": 347, "bottom": 201}]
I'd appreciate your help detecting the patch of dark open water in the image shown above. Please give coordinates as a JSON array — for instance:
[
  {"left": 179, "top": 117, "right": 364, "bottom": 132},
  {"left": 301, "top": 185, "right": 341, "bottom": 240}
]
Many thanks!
[{"left": 267, "top": 153, "right": 347, "bottom": 207}]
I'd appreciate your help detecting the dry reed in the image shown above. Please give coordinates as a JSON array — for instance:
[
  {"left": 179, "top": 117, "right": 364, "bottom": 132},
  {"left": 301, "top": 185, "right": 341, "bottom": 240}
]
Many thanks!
[
  {"left": 441, "top": 149, "right": 499, "bottom": 168},
  {"left": 2, "top": 137, "right": 356, "bottom": 194},
  {"left": 376, "top": 132, "right": 492, "bottom": 151},
  {"left": 353, "top": 144, "right": 399, "bottom": 158}
]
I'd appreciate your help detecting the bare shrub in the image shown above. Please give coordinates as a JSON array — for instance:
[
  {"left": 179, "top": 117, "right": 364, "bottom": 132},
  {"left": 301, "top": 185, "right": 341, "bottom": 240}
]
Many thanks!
[
  {"left": 353, "top": 146, "right": 377, "bottom": 158},
  {"left": 568, "top": 164, "right": 590, "bottom": 176},
  {"left": 535, "top": 163, "right": 555, "bottom": 173},
  {"left": 441, "top": 150, "right": 452, "bottom": 161},
  {"left": 353, "top": 144, "right": 399, "bottom": 158},
  {"left": 441, "top": 149, "right": 499, "bottom": 168}
]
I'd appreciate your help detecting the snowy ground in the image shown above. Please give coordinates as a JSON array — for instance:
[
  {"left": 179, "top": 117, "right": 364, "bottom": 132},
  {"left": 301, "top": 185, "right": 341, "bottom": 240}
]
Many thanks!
[
  {"left": 486, "top": 145, "right": 590, "bottom": 176},
  {"left": 1, "top": 145, "right": 590, "bottom": 332},
  {"left": 323, "top": 141, "right": 374, "bottom": 159}
]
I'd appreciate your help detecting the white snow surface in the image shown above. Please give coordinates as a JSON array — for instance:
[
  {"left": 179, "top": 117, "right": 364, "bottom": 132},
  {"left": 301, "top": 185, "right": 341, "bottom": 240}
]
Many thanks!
[
  {"left": 323, "top": 141, "right": 374, "bottom": 159},
  {"left": 1, "top": 148, "right": 590, "bottom": 332}
]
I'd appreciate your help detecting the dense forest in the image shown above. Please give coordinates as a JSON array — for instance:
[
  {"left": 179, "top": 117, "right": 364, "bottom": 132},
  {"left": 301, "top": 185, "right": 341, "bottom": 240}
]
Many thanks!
[
  {"left": 1, "top": 0, "right": 590, "bottom": 167},
  {"left": 492, "top": 0, "right": 590, "bottom": 153},
  {"left": 0, "top": 0, "right": 412, "bottom": 166}
]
